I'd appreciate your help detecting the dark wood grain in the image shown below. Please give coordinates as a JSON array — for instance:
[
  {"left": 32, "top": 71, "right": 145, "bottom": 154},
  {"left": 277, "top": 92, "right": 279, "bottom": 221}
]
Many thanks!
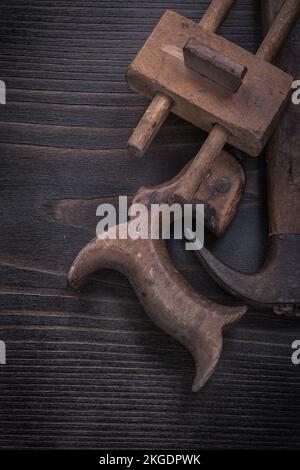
[{"left": 0, "top": 0, "right": 299, "bottom": 450}]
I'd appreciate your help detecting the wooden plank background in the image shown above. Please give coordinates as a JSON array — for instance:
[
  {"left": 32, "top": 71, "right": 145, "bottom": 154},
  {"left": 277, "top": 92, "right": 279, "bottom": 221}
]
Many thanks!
[{"left": 0, "top": 0, "right": 299, "bottom": 449}]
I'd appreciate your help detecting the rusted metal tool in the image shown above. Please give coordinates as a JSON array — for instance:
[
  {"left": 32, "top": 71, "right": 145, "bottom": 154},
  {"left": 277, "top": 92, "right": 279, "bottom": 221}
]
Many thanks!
[
  {"left": 197, "top": 0, "right": 300, "bottom": 314},
  {"left": 127, "top": 0, "right": 296, "bottom": 204}
]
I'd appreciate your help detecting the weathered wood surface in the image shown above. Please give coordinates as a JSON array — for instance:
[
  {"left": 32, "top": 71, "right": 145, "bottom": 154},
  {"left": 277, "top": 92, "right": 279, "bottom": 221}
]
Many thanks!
[{"left": 0, "top": 0, "right": 299, "bottom": 449}]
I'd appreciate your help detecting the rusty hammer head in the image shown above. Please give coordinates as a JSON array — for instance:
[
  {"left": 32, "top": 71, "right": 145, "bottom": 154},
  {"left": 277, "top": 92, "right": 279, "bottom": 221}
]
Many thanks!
[{"left": 197, "top": 235, "right": 300, "bottom": 314}]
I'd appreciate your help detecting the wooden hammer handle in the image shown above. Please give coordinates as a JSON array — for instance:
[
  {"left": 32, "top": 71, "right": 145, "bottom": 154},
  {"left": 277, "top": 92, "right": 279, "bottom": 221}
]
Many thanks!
[
  {"left": 263, "top": 0, "right": 300, "bottom": 235},
  {"left": 199, "top": 0, "right": 236, "bottom": 31},
  {"left": 257, "top": 0, "right": 300, "bottom": 62}
]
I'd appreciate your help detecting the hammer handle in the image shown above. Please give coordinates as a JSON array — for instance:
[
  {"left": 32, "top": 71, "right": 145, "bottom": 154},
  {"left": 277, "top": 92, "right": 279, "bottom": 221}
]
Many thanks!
[
  {"left": 262, "top": 0, "right": 300, "bottom": 235},
  {"left": 257, "top": 0, "right": 300, "bottom": 62},
  {"left": 199, "top": 0, "right": 236, "bottom": 31}
]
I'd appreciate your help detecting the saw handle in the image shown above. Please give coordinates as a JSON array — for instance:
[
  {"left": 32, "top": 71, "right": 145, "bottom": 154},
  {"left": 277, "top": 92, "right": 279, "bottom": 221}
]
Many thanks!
[{"left": 68, "top": 215, "right": 246, "bottom": 392}]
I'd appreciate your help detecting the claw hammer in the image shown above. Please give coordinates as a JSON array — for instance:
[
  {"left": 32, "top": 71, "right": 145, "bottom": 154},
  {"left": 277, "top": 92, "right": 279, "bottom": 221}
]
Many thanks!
[{"left": 197, "top": 0, "right": 300, "bottom": 314}]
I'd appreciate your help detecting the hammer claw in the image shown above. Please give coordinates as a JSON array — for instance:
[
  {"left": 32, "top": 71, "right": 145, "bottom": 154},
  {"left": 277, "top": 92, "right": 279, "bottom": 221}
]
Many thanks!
[
  {"left": 197, "top": 245, "right": 263, "bottom": 303},
  {"left": 197, "top": 236, "right": 300, "bottom": 312}
]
